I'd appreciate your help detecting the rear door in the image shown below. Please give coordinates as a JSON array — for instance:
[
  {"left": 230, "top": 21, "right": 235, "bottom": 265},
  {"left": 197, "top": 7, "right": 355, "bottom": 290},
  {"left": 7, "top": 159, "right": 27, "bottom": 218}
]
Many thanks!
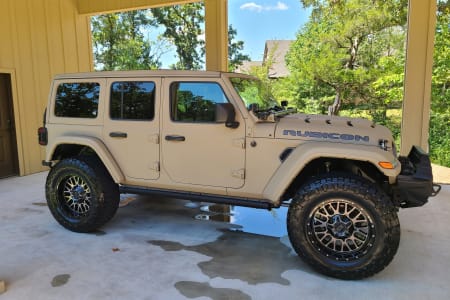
[
  {"left": 103, "top": 78, "right": 160, "bottom": 181},
  {"left": 161, "top": 78, "right": 246, "bottom": 188}
]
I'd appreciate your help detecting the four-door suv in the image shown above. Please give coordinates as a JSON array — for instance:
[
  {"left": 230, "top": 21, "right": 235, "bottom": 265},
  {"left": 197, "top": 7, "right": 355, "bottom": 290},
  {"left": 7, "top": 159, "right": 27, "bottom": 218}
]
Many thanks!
[{"left": 38, "top": 70, "right": 440, "bottom": 279}]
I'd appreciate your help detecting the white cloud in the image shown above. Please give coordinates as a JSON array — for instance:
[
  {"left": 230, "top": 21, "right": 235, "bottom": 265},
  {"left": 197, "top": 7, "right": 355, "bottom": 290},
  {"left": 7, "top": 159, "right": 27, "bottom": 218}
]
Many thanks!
[
  {"left": 274, "top": 1, "right": 288, "bottom": 10},
  {"left": 240, "top": 1, "right": 288, "bottom": 12},
  {"left": 240, "top": 2, "right": 264, "bottom": 12}
]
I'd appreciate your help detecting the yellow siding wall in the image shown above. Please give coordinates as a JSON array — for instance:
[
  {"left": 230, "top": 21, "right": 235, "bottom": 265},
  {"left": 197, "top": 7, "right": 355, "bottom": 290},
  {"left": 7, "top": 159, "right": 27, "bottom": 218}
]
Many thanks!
[{"left": 0, "top": 0, "right": 93, "bottom": 175}]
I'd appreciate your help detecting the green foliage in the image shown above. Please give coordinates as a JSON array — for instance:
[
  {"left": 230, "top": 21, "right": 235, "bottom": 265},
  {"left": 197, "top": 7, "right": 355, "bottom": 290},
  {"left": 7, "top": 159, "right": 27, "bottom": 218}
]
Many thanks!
[
  {"left": 300, "top": 0, "right": 408, "bottom": 25},
  {"left": 430, "top": 114, "right": 450, "bottom": 166},
  {"left": 92, "top": 10, "right": 161, "bottom": 70},
  {"left": 228, "top": 25, "right": 251, "bottom": 72},
  {"left": 281, "top": 0, "right": 408, "bottom": 148},
  {"left": 287, "top": 0, "right": 407, "bottom": 119},
  {"left": 429, "top": 2, "right": 450, "bottom": 167}
]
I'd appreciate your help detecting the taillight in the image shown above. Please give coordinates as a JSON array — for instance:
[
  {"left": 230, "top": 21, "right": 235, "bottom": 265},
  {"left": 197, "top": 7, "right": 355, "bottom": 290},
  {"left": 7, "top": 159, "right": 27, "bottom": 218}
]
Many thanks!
[{"left": 38, "top": 127, "right": 48, "bottom": 145}]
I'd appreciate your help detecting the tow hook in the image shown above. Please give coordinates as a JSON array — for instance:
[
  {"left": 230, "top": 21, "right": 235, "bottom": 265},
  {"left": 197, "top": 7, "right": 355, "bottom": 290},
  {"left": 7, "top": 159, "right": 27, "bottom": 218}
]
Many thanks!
[{"left": 431, "top": 184, "right": 442, "bottom": 197}]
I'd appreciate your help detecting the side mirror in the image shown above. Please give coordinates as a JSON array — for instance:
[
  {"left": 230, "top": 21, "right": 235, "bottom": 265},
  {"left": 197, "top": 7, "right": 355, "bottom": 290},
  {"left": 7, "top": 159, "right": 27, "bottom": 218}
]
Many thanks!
[
  {"left": 248, "top": 103, "right": 260, "bottom": 112},
  {"left": 216, "top": 103, "right": 240, "bottom": 129},
  {"left": 281, "top": 100, "right": 288, "bottom": 107}
]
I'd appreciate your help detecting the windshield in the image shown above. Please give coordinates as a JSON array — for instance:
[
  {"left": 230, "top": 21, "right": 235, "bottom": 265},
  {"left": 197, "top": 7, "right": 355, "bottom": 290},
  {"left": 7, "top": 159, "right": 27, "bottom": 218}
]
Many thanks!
[{"left": 229, "top": 77, "right": 278, "bottom": 111}]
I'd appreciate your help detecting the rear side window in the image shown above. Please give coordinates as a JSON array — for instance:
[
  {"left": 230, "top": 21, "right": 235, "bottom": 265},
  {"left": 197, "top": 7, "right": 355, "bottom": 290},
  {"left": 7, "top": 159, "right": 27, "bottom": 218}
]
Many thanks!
[
  {"left": 54, "top": 82, "right": 100, "bottom": 118},
  {"left": 110, "top": 82, "right": 155, "bottom": 120}
]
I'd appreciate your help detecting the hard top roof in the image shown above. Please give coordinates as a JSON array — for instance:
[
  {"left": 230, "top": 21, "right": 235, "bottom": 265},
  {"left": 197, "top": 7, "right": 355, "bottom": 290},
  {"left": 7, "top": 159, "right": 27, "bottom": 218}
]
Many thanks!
[{"left": 53, "top": 70, "right": 251, "bottom": 80}]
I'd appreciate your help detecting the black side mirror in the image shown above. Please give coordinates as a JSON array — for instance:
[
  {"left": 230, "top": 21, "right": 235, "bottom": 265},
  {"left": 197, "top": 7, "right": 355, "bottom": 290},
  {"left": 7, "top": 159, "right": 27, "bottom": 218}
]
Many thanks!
[
  {"left": 248, "top": 103, "right": 260, "bottom": 112},
  {"left": 216, "top": 103, "right": 240, "bottom": 129},
  {"left": 281, "top": 100, "right": 288, "bottom": 107}
]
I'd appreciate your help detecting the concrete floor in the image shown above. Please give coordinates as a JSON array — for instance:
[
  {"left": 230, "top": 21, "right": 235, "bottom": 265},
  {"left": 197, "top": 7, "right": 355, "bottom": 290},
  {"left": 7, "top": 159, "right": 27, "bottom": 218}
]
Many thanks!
[{"left": 0, "top": 172, "right": 449, "bottom": 300}]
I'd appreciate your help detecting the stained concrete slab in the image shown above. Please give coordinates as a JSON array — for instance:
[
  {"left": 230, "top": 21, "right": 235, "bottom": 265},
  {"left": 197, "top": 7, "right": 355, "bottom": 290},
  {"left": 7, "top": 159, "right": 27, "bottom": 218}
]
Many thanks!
[{"left": 0, "top": 172, "right": 449, "bottom": 300}]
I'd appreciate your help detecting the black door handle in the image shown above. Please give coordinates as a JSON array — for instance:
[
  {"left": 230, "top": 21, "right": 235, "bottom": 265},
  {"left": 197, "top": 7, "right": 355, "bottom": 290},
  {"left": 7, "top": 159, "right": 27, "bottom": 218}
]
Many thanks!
[
  {"left": 165, "top": 135, "right": 186, "bottom": 142},
  {"left": 110, "top": 132, "right": 128, "bottom": 138}
]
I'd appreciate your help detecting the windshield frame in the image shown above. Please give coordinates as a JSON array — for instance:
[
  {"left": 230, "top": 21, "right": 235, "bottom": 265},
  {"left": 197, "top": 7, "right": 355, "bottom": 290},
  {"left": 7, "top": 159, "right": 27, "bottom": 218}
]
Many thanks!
[{"left": 226, "top": 74, "right": 296, "bottom": 121}]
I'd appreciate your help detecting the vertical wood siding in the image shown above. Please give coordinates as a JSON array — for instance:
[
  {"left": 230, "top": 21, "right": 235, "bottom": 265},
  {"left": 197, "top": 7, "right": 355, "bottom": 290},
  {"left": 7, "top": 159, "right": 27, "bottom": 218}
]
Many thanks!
[{"left": 0, "top": 0, "right": 93, "bottom": 175}]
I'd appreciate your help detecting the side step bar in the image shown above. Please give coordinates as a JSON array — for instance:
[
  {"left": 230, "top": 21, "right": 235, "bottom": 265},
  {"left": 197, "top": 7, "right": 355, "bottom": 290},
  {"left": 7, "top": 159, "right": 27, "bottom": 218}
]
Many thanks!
[{"left": 119, "top": 185, "right": 276, "bottom": 210}]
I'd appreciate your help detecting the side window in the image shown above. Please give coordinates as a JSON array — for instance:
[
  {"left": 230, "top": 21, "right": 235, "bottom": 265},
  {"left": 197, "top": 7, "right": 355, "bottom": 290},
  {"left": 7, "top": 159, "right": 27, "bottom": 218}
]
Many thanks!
[
  {"left": 55, "top": 82, "right": 100, "bottom": 118},
  {"left": 171, "top": 82, "right": 229, "bottom": 122},
  {"left": 110, "top": 82, "right": 155, "bottom": 120}
]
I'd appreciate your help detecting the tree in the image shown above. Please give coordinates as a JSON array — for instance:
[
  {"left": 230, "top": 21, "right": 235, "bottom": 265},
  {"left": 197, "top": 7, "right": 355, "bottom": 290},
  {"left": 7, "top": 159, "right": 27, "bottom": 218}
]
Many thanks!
[
  {"left": 228, "top": 25, "right": 251, "bottom": 72},
  {"left": 151, "top": 4, "right": 250, "bottom": 71},
  {"left": 92, "top": 4, "right": 249, "bottom": 71},
  {"left": 92, "top": 10, "right": 162, "bottom": 70},
  {"left": 286, "top": 0, "right": 407, "bottom": 118},
  {"left": 151, "top": 3, "right": 205, "bottom": 70}
]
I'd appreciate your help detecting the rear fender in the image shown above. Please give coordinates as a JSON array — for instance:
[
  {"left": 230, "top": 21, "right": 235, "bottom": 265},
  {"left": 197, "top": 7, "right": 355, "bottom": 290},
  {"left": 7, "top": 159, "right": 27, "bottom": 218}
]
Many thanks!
[{"left": 45, "top": 136, "right": 124, "bottom": 183}]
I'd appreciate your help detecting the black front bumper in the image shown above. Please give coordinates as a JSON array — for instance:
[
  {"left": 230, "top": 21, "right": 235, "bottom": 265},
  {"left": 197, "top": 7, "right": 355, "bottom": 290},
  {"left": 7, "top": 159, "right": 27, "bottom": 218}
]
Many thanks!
[{"left": 393, "top": 146, "right": 441, "bottom": 208}]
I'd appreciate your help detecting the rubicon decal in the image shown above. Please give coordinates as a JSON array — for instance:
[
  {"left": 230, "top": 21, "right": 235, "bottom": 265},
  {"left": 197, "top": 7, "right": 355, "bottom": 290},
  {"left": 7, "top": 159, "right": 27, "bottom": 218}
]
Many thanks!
[{"left": 283, "top": 130, "right": 370, "bottom": 142}]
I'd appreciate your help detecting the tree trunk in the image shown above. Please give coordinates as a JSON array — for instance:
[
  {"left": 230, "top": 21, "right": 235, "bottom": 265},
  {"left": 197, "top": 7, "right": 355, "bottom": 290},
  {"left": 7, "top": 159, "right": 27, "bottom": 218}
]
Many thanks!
[{"left": 328, "top": 91, "right": 341, "bottom": 116}]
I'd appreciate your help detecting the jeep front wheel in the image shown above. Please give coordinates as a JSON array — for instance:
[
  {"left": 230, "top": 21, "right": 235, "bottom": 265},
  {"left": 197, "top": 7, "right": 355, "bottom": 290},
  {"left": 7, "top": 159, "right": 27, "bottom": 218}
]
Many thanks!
[
  {"left": 287, "top": 174, "right": 400, "bottom": 279},
  {"left": 46, "top": 157, "right": 120, "bottom": 233}
]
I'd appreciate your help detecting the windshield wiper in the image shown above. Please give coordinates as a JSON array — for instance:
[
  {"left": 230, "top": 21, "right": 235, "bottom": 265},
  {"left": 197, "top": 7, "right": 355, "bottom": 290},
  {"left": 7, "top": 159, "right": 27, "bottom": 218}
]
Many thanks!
[{"left": 271, "top": 107, "right": 297, "bottom": 118}]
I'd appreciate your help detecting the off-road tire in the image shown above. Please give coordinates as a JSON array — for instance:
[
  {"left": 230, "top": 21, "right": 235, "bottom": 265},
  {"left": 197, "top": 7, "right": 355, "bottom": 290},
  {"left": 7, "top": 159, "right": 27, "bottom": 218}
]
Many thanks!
[
  {"left": 46, "top": 156, "right": 120, "bottom": 233},
  {"left": 287, "top": 173, "right": 400, "bottom": 280}
]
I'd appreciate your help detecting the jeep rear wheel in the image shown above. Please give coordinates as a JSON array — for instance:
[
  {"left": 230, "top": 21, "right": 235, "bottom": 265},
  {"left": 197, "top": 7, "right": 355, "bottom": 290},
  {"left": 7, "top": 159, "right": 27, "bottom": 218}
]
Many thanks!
[
  {"left": 287, "top": 174, "right": 400, "bottom": 280},
  {"left": 46, "top": 157, "right": 120, "bottom": 233}
]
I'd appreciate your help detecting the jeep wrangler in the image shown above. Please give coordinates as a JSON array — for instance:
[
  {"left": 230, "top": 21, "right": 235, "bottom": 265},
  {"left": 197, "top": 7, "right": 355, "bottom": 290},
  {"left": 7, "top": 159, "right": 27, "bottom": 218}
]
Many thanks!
[{"left": 38, "top": 70, "right": 440, "bottom": 279}]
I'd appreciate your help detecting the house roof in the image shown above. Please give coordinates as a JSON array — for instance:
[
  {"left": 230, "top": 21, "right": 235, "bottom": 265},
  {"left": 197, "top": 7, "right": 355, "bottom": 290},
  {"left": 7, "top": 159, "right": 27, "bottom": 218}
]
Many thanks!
[
  {"left": 236, "top": 40, "right": 293, "bottom": 78},
  {"left": 234, "top": 60, "right": 263, "bottom": 74},
  {"left": 264, "top": 40, "right": 293, "bottom": 78}
]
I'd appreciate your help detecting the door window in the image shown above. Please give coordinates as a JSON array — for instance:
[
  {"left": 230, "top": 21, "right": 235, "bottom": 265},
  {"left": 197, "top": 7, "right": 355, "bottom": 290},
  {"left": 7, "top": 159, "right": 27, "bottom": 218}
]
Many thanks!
[
  {"left": 171, "top": 82, "right": 229, "bottom": 123},
  {"left": 110, "top": 81, "right": 155, "bottom": 121}
]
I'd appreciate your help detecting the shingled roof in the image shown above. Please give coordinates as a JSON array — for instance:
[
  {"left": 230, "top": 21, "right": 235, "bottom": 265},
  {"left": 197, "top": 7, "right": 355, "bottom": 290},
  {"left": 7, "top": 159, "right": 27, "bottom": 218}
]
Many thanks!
[
  {"left": 236, "top": 40, "right": 293, "bottom": 78},
  {"left": 264, "top": 40, "right": 293, "bottom": 78}
]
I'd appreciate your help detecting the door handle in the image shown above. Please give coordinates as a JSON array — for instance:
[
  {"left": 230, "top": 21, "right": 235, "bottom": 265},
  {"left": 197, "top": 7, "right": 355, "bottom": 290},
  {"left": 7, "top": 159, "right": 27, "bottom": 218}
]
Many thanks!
[
  {"left": 109, "top": 132, "right": 128, "bottom": 138},
  {"left": 165, "top": 135, "right": 186, "bottom": 142}
]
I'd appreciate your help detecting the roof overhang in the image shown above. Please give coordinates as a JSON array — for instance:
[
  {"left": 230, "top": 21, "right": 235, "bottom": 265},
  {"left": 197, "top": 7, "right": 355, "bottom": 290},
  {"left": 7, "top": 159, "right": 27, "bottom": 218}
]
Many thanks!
[{"left": 76, "top": 0, "right": 198, "bottom": 15}]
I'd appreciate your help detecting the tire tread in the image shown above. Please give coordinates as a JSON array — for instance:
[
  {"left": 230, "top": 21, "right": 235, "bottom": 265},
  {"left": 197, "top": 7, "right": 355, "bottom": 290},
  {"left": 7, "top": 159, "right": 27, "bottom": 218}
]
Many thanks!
[
  {"left": 45, "top": 156, "right": 119, "bottom": 233},
  {"left": 287, "top": 173, "right": 400, "bottom": 280}
]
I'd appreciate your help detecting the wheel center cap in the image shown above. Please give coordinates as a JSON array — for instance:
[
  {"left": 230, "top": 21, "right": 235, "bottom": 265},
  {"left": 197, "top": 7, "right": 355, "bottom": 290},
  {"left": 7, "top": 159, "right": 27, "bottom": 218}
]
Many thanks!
[
  {"left": 328, "top": 215, "right": 353, "bottom": 238},
  {"left": 71, "top": 185, "right": 86, "bottom": 203}
]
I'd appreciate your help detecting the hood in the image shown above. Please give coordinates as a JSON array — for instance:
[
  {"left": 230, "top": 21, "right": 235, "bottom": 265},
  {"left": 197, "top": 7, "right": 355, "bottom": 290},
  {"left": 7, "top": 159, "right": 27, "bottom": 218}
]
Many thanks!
[{"left": 275, "top": 113, "right": 394, "bottom": 148}]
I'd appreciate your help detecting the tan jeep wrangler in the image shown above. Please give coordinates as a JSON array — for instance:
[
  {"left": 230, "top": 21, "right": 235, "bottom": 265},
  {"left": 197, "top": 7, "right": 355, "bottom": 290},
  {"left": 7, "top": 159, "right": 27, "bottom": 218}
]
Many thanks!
[{"left": 38, "top": 70, "right": 440, "bottom": 279}]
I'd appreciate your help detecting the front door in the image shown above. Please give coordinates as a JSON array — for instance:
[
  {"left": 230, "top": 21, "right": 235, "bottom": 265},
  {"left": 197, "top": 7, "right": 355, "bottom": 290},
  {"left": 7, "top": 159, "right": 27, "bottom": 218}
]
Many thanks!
[
  {"left": 103, "top": 78, "right": 161, "bottom": 181},
  {"left": 161, "top": 79, "right": 246, "bottom": 189},
  {"left": 0, "top": 74, "right": 19, "bottom": 178}
]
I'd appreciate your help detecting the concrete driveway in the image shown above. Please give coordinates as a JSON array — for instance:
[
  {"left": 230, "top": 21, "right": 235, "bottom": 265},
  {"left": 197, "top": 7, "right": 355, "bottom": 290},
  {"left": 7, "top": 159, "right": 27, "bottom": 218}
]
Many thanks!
[{"left": 0, "top": 172, "right": 449, "bottom": 300}]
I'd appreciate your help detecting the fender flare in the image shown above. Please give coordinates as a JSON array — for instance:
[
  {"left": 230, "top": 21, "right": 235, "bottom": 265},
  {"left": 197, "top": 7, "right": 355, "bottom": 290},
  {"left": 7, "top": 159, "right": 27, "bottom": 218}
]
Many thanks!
[
  {"left": 262, "top": 141, "right": 401, "bottom": 203},
  {"left": 46, "top": 136, "right": 125, "bottom": 183}
]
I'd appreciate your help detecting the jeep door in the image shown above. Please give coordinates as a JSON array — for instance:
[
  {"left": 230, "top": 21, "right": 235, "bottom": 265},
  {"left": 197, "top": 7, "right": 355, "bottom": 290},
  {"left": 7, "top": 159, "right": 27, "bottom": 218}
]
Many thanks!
[
  {"left": 103, "top": 79, "right": 160, "bottom": 181},
  {"left": 161, "top": 79, "right": 245, "bottom": 188}
]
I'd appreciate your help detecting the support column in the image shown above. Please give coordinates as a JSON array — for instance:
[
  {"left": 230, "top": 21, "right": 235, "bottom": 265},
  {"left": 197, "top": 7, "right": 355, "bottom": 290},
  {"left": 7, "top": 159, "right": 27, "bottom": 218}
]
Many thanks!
[
  {"left": 204, "top": 0, "right": 228, "bottom": 71},
  {"left": 400, "top": 0, "right": 437, "bottom": 155}
]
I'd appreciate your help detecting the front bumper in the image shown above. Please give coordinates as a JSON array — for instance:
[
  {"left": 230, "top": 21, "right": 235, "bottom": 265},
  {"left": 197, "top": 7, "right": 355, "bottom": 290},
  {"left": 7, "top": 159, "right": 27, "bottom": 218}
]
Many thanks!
[{"left": 393, "top": 146, "right": 441, "bottom": 208}]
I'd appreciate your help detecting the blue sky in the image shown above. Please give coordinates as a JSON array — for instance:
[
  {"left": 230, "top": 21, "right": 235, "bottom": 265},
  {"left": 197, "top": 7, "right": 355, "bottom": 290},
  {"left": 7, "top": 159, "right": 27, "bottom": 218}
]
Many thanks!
[{"left": 228, "top": 0, "right": 310, "bottom": 61}]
